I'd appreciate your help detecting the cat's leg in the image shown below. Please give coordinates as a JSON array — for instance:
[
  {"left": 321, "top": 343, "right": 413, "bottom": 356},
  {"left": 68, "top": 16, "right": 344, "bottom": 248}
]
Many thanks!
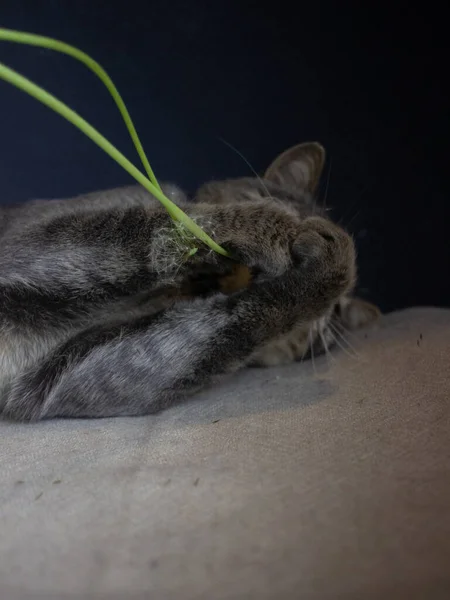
[
  {"left": 0, "top": 198, "right": 335, "bottom": 395},
  {"left": 0, "top": 200, "right": 322, "bottom": 317},
  {"left": 0, "top": 199, "right": 298, "bottom": 363},
  {"left": 3, "top": 216, "right": 355, "bottom": 421}
]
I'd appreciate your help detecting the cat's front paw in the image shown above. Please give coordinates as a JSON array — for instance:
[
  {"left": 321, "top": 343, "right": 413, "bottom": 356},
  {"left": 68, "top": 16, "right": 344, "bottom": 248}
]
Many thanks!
[
  {"left": 291, "top": 216, "right": 356, "bottom": 296},
  {"left": 222, "top": 212, "right": 302, "bottom": 277}
]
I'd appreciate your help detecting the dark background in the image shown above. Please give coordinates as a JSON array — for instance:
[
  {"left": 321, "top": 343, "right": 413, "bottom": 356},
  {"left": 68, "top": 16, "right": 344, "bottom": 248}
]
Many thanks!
[{"left": 1, "top": 1, "right": 448, "bottom": 312}]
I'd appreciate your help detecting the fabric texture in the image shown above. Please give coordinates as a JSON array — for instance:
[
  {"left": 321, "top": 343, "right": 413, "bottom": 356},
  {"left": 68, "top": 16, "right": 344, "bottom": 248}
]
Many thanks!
[{"left": 1, "top": 307, "right": 449, "bottom": 600}]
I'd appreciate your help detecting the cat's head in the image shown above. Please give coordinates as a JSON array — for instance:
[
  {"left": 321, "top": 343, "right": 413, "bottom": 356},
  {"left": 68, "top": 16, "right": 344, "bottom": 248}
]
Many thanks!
[
  {"left": 252, "top": 141, "right": 380, "bottom": 364},
  {"left": 194, "top": 141, "right": 379, "bottom": 363}
]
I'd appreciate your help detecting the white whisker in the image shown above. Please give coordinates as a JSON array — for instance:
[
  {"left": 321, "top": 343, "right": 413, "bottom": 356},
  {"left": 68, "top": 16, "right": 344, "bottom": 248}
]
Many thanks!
[
  {"left": 328, "top": 327, "right": 357, "bottom": 360},
  {"left": 329, "top": 322, "right": 360, "bottom": 359},
  {"left": 332, "top": 319, "right": 361, "bottom": 341},
  {"left": 332, "top": 321, "right": 362, "bottom": 354},
  {"left": 218, "top": 137, "right": 275, "bottom": 202},
  {"left": 319, "top": 328, "right": 335, "bottom": 364}
]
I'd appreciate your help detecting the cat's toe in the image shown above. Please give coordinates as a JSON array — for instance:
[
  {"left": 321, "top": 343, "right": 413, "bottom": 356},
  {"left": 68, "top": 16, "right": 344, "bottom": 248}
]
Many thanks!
[{"left": 292, "top": 217, "right": 356, "bottom": 294}]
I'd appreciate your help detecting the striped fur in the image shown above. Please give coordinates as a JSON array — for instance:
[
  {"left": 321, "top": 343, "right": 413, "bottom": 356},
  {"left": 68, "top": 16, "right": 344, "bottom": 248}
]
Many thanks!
[{"left": 0, "top": 143, "right": 377, "bottom": 421}]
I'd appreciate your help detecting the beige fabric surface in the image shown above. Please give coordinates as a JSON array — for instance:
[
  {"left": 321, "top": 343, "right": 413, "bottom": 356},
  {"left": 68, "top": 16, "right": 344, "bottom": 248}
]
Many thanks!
[{"left": 1, "top": 307, "right": 449, "bottom": 600}]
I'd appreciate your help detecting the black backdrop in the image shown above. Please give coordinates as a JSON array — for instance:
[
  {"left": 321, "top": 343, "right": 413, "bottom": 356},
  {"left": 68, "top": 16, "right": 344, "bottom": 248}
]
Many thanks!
[{"left": 1, "top": 1, "right": 448, "bottom": 312}]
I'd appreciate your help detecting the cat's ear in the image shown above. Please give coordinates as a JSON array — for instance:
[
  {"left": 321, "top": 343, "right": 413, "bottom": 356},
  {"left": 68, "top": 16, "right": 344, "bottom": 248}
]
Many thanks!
[
  {"left": 336, "top": 296, "right": 381, "bottom": 330},
  {"left": 264, "top": 142, "right": 325, "bottom": 193}
]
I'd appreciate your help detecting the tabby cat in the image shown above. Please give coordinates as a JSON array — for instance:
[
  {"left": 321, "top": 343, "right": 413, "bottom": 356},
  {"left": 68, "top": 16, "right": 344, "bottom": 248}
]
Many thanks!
[{"left": 0, "top": 142, "right": 379, "bottom": 420}]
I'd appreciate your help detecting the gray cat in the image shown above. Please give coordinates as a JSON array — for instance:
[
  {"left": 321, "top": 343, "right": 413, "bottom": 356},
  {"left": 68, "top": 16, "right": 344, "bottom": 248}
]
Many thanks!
[{"left": 0, "top": 142, "right": 378, "bottom": 420}]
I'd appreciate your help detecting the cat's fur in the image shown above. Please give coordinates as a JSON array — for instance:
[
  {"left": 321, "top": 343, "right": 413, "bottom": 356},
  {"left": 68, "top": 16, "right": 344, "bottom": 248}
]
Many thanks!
[{"left": 0, "top": 142, "right": 378, "bottom": 421}]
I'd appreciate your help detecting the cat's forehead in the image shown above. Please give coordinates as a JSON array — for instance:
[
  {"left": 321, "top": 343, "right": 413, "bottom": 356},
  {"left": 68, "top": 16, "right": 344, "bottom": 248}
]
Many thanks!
[
  {"left": 194, "top": 176, "right": 318, "bottom": 217},
  {"left": 251, "top": 178, "right": 313, "bottom": 203},
  {"left": 231, "top": 177, "right": 317, "bottom": 216}
]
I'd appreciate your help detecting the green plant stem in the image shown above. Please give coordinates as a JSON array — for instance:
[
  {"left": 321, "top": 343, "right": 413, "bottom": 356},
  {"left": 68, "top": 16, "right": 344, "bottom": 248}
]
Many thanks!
[
  {"left": 0, "top": 60, "right": 229, "bottom": 256},
  {"left": 0, "top": 27, "right": 161, "bottom": 191}
]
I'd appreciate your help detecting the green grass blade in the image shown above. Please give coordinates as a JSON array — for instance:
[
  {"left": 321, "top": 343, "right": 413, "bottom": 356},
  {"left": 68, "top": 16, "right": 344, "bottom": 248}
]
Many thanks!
[
  {"left": 0, "top": 27, "right": 160, "bottom": 190},
  {"left": 0, "top": 60, "right": 229, "bottom": 257}
]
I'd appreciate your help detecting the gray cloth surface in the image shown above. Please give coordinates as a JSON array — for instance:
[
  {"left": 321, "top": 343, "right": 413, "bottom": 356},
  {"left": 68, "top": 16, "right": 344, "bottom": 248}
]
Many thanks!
[{"left": 1, "top": 308, "right": 449, "bottom": 600}]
